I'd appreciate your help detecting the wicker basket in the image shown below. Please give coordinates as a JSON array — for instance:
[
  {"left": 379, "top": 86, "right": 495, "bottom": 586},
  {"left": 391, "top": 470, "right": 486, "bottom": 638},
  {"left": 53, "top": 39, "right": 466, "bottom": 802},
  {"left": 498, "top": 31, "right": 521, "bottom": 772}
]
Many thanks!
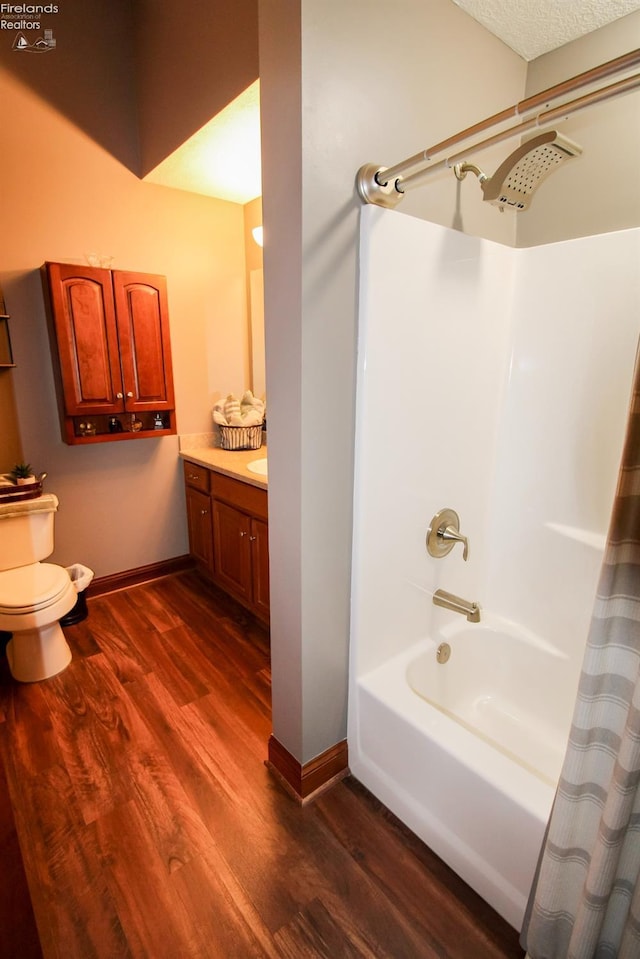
[{"left": 219, "top": 424, "right": 263, "bottom": 451}]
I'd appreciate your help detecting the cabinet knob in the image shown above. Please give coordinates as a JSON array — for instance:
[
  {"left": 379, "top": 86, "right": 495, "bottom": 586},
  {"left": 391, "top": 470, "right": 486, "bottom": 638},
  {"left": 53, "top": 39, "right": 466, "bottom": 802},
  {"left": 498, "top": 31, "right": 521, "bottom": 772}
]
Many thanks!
[
  {"left": 240, "top": 530, "right": 247, "bottom": 537},
  {"left": 200, "top": 509, "right": 208, "bottom": 515},
  {"left": 249, "top": 535, "right": 257, "bottom": 542},
  {"left": 126, "top": 391, "right": 134, "bottom": 398},
  {"left": 116, "top": 392, "right": 124, "bottom": 399}
]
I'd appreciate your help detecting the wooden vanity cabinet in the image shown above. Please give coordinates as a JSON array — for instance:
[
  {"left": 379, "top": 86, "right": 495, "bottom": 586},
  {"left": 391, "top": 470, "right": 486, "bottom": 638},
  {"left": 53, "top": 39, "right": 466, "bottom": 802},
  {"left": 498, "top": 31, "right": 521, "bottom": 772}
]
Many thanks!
[
  {"left": 184, "top": 463, "right": 215, "bottom": 574},
  {"left": 183, "top": 462, "right": 269, "bottom": 623},
  {"left": 43, "top": 262, "right": 176, "bottom": 444},
  {"left": 250, "top": 516, "right": 270, "bottom": 620}
]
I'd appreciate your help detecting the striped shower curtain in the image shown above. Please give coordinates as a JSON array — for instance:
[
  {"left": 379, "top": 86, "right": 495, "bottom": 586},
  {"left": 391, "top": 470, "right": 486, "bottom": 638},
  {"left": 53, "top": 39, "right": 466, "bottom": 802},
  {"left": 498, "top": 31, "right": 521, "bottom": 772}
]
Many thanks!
[{"left": 521, "top": 345, "right": 640, "bottom": 958}]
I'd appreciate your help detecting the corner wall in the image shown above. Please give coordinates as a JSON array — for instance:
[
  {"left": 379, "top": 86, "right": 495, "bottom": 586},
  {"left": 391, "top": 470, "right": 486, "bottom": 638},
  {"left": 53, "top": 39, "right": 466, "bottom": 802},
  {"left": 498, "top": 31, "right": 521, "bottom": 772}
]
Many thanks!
[
  {"left": 517, "top": 12, "right": 640, "bottom": 247},
  {"left": 260, "top": 0, "right": 526, "bottom": 764},
  {"left": 134, "top": 0, "right": 259, "bottom": 175}
]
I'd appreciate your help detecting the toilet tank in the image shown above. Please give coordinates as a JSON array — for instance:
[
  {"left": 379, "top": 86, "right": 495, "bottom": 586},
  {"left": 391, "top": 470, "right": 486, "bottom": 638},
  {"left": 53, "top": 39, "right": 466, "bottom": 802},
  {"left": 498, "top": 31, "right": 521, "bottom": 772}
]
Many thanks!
[{"left": 0, "top": 494, "right": 59, "bottom": 571}]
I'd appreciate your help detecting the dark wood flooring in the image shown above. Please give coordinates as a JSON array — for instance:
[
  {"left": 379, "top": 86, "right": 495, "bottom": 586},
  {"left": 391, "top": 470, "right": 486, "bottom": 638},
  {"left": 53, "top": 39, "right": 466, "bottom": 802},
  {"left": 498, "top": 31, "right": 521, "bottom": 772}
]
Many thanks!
[{"left": 0, "top": 571, "right": 524, "bottom": 958}]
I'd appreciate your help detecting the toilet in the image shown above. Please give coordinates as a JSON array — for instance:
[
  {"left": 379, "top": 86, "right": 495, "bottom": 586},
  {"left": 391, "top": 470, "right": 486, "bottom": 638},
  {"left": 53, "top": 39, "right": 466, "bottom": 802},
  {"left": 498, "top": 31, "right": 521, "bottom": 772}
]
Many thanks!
[{"left": 0, "top": 493, "right": 76, "bottom": 682}]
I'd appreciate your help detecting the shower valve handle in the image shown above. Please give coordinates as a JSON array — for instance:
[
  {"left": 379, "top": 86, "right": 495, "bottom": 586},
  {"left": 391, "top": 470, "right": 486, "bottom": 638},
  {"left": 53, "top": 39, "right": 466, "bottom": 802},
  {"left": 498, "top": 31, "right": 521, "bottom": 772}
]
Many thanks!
[
  {"left": 439, "top": 524, "right": 469, "bottom": 561},
  {"left": 426, "top": 508, "right": 469, "bottom": 562}
]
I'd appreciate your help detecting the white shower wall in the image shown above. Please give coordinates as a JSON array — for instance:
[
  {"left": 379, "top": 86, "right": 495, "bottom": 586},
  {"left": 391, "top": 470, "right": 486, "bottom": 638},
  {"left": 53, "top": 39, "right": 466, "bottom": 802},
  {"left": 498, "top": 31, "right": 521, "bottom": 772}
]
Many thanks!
[
  {"left": 351, "top": 206, "right": 640, "bottom": 678},
  {"left": 487, "top": 230, "right": 640, "bottom": 662}
]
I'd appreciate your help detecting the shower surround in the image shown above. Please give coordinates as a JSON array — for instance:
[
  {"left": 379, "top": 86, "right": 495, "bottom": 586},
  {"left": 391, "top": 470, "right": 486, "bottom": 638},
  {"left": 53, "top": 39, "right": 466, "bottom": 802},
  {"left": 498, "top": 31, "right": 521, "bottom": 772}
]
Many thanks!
[{"left": 348, "top": 206, "right": 640, "bottom": 928}]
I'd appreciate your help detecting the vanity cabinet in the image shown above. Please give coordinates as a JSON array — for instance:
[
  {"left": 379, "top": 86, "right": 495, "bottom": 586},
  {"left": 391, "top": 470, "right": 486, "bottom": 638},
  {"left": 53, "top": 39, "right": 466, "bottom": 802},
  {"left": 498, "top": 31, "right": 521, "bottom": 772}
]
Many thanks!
[
  {"left": 183, "top": 462, "right": 269, "bottom": 622},
  {"left": 184, "top": 463, "right": 215, "bottom": 574},
  {"left": 42, "top": 262, "right": 176, "bottom": 444}
]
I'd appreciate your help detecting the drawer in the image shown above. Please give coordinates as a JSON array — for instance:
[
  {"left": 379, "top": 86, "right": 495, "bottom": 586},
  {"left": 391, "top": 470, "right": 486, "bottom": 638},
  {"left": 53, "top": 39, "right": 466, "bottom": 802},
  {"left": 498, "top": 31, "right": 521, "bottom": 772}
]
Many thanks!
[
  {"left": 211, "top": 472, "right": 268, "bottom": 521},
  {"left": 183, "top": 460, "right": 211, "bottom": 493}
]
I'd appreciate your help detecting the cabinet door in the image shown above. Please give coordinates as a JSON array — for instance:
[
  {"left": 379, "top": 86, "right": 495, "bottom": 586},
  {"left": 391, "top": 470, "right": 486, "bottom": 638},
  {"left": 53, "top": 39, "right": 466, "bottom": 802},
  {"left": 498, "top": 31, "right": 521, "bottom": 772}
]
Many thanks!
[
  {"left": 113, "top": 271, "right": 175, "bottom": 413},
  {"left": 45, "top": 263, "right": 124, "bottom": 415},
  {"left": 185, "top": 487, "right": 214, "bottom": 573},
  {"left": 212, "top": 501, "right": 252, "bottom": 605},
  {"left": 251, "top": 517, "right": 270, "bottom": 617}
]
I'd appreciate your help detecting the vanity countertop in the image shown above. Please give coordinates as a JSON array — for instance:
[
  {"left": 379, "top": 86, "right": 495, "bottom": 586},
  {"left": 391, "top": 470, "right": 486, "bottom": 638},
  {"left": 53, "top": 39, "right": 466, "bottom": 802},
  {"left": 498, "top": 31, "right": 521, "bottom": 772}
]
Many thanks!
[{"left": 179, "top": 446, "right": 267, "bottom": 490}]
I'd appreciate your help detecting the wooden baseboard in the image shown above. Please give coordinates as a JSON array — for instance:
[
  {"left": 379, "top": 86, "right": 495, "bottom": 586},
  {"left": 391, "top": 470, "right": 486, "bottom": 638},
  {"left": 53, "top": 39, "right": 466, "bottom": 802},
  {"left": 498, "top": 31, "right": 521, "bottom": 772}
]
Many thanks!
[
  {"left": 88, "top": 555, "right": 195, "bottom": 597},
  {"left": 267, "top": 735, "right": 349, "bottom": 804}
]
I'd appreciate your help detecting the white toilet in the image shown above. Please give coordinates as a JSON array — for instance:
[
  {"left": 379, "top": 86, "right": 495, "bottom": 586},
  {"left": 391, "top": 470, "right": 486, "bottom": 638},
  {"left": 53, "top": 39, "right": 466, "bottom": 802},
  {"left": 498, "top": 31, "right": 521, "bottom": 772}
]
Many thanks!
[{"left": 0, "top": 493, "right": 77, "bottom": 682}]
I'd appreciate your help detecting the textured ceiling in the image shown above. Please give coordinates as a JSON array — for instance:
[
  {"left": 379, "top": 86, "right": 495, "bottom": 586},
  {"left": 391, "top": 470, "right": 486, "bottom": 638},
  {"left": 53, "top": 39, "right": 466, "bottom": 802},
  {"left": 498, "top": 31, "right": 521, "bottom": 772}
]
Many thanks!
[
  {"left": 144, "top": 81, "right": 261, "bottom": 205},
  {"left": 452, "top": 0, "right": 640, "bottom": 60}
]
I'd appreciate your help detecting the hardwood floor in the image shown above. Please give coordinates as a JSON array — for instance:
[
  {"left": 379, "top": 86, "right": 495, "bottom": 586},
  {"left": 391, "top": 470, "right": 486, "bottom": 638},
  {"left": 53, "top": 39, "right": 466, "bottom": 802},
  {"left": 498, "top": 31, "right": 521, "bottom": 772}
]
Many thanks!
[{"left": 0, "top": 571, "right": 524, "bottom": 958}]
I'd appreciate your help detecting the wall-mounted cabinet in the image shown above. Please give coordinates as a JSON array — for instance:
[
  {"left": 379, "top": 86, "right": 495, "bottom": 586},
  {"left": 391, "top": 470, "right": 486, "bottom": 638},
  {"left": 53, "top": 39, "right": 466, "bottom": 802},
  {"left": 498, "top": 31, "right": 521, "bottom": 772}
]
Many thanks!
[
  {"left": 0, "top": 314, "right": 15, "bottom": 369},
  {"left": 42, "top": 262, "right": 176, "bottom": 444},
  {"left": 0, "top": 284, "right": 14, "bottom": 370}
]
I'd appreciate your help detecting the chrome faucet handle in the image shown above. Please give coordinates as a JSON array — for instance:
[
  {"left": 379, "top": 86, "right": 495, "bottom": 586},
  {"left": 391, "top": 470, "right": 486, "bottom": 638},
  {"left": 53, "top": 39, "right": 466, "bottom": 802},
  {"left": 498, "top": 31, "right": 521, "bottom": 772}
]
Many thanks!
[
  {"left": 426, "top": 508, "right": 469, "bottom": 561},
  {"left": 440, "top": 525, "right": 469, "bottom": 561}
]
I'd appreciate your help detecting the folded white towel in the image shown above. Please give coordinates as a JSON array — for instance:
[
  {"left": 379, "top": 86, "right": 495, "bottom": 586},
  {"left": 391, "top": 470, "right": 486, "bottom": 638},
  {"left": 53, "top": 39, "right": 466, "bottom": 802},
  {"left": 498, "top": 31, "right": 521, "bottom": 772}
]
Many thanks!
[
  {"left": 224, "top": 395, "right": 241, "bottom": 422},
  {"left": 241, "top": 409, "right": 262, "bottom": 427},
  {"left": 212, "top": 391, "right": 265, "bottom": 428},
  {"left": 241, "top": 390, "right": 265, "bottom": 419}
]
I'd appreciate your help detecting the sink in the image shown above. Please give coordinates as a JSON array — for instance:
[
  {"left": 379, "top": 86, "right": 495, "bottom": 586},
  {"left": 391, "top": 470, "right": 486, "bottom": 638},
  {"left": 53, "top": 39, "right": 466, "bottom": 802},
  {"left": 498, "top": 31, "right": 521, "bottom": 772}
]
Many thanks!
[{"left": 247, "top": 457, "right": 268, "bottom": 477}]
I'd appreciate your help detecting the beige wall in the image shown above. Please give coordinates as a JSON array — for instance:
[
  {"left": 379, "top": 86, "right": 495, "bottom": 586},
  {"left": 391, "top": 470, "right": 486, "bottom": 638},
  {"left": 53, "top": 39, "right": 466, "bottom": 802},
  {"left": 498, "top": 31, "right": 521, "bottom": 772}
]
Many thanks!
[
  {"left": 260, "top": 0, "right": 527, "bottom": 763},
  {"left": 134, "top": 0, "right": 259, "bottom": 175},
  {"left": 260, "top": 0, "right": 304, "bottom": 759},
  {"left": 0, "top": 61, "right": 248, "bottom": 577},
  {"left": 243, "top": 198, "right": 265, "bottom": 397},
  {"left": 3, "top": 0, "right": 139, "bottom": 174},
  {"left": 517, "top": 12, "right": 640, "bottom": 247}
]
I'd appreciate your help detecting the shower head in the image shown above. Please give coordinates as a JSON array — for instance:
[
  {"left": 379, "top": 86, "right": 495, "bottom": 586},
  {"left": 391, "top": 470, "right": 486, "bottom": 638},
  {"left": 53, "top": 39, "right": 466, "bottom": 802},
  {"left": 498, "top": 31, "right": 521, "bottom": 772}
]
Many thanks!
[{"left": 454, "top": 130, "right": 583, "bottom": 211}]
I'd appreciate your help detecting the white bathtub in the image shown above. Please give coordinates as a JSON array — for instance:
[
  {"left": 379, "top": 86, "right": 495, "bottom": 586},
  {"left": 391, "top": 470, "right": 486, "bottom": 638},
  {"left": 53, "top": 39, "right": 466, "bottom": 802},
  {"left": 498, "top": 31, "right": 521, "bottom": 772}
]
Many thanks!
[
  {"left": 348, "top": 615, "right": 580, "bottom": 930},
  {"left": 407, "top": 618, "right": 577, "bottom": 786}
]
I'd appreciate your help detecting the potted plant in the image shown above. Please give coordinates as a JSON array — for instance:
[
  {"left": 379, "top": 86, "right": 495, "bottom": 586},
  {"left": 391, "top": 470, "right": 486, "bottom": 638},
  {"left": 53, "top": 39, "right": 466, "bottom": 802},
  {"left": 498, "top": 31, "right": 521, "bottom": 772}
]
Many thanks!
[{"left": 11, "top": 462, "right": 36, "bottom": 485}]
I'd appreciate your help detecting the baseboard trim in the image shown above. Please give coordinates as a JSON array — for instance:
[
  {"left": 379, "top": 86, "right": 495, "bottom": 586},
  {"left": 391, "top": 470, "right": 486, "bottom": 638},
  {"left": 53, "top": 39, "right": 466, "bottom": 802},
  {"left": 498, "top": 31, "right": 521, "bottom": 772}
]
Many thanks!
[
  {"left": 267, "top": 735, "right": 349, "bottom": 804},
  {"left": 88, "top": 555, "right": 195, "bottom": 597}
]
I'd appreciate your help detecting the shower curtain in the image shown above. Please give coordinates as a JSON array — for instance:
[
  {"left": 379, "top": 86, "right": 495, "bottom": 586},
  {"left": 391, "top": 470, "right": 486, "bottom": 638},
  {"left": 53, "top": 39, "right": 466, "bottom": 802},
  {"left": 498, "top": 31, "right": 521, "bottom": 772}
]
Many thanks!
[{"left": 521, "top": 343, "right": 640, "bottom": 958}]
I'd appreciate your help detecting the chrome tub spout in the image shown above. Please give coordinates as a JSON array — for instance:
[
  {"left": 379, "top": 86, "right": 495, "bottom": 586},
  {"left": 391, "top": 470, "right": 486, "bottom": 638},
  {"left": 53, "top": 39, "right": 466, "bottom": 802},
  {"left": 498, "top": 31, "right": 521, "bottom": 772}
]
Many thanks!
[{"left": 433, "top": 589, "right": 481, "bottom": 623}]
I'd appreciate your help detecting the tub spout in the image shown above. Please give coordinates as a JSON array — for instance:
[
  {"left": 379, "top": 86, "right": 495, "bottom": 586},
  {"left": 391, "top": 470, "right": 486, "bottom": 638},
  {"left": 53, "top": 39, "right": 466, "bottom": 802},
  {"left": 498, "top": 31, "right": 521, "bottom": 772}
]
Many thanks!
[{"left": 433, "top": 589, "right": 481, "bottom": 623}]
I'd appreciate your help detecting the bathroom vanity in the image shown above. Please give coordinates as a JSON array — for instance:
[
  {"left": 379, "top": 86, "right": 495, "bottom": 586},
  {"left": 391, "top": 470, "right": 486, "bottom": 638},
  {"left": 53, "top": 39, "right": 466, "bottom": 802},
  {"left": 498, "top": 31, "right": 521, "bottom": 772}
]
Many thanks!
[{"left": 181, "top": 449, "right": 269, "bottom": 623}]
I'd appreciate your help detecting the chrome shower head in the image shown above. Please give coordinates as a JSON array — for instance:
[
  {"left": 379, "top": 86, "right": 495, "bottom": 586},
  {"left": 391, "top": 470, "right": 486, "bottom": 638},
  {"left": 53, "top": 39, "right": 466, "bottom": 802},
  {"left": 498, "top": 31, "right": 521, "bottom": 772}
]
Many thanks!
[{"left": 454, "top": 129, "right": 582, "bottom": 211}]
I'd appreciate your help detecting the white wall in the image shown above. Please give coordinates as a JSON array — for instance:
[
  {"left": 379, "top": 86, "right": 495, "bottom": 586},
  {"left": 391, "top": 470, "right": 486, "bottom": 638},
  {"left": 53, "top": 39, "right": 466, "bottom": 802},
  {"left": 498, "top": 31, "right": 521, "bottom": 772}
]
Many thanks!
[
  {"left": 517, "top": 12, "right": 640, "bottom": 247},
  {"left": 351, "top": 210, "right": 640, "bottom": 686},
  {"left": 486, "top": 229, "right": 640, "bottom": 657},
  {"left": 352, "top": 207, "right": 514, "bottom": 675}
]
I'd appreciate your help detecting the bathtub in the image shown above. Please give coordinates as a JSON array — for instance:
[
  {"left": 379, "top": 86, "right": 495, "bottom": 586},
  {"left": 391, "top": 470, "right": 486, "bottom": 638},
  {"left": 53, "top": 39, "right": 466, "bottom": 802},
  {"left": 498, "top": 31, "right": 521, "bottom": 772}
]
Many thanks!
[{"left": 348, "top": 614, "right": 580, "bottom": 930}]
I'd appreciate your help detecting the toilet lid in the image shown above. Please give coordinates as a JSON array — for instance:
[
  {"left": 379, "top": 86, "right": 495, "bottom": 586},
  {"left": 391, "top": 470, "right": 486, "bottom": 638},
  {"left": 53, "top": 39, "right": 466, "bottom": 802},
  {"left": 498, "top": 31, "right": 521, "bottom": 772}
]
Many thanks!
[{"left": 0, "top": 563, "right": 73, "bottom": 613}]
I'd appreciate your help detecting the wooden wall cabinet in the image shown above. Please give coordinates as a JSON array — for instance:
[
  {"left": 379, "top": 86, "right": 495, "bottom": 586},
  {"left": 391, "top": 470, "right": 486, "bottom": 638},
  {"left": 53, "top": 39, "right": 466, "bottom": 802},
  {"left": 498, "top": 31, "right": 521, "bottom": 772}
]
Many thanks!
[
  {"left": 0, "top": 314, "right": 15, "bottom": 369},
  {"left": 0, "top": 285, "right": 13, "bottom": 369},
  {"left": 183, "top": 462, "right": 269, "bottom": 623},
  {"left": 43, "top": 262, "right": 176, "bottom": 444}
]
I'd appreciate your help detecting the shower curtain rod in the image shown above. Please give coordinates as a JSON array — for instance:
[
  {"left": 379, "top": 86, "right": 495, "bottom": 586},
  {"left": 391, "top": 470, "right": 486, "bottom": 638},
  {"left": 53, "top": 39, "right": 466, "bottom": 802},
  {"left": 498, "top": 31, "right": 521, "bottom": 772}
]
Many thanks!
[{"left": 357, "top": 48, "right": 640, "bottom": 207}]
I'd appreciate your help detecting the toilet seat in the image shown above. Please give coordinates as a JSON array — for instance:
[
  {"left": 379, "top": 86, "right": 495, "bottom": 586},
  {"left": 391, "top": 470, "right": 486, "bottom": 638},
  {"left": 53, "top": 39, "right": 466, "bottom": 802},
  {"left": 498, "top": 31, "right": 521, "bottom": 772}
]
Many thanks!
[{"left": 0, "top": 563, "right": 73, "bottom": 615}]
